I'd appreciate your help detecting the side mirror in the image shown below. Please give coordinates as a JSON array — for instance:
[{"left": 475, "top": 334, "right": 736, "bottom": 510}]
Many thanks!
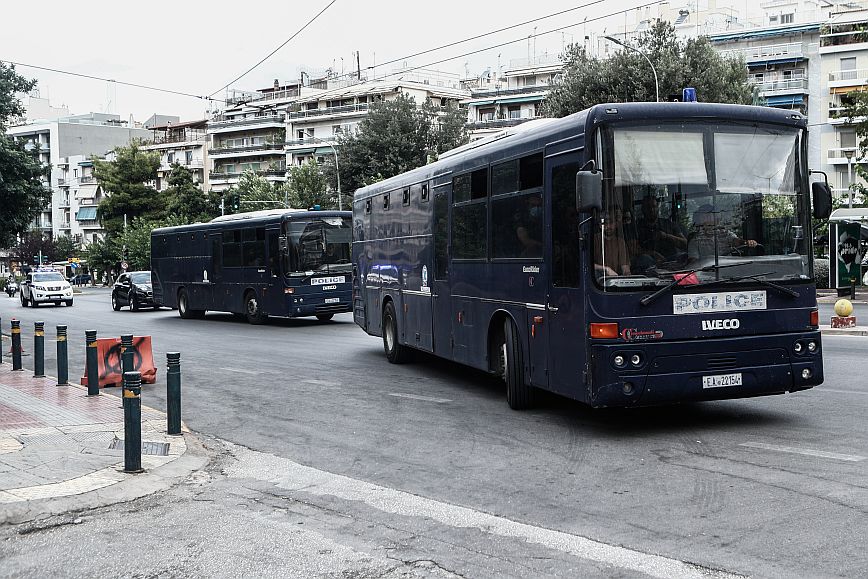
[
  {"left": 811, "top": 181, "right": 832, "bottom": 219},
  {"left": 576, "top": 170, "right": 603, "bottom": 212}
]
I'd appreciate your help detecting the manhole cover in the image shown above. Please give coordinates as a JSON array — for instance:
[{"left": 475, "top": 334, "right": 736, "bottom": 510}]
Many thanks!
[{"left": 109, "top": 439, "right": 170, "bottom": 456}]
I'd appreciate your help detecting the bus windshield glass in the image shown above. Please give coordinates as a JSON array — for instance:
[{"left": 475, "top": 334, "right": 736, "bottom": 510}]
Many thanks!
[
  {"left": 595, "top": 121, "right": 809, "bottom": 290},
  {"left": 285, "top": 216, "right": 352, "bottom": 275}
]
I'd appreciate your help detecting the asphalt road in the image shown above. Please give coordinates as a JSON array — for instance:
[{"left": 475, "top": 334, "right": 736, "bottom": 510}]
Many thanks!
[{"left": 2, "top": 288, "right": 867, "bottom": 577}]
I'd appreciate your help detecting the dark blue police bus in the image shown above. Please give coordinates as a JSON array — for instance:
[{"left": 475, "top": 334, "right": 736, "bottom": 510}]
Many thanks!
[
  {"left": 152, "top": 209, "right": 352, "bottom": 323},
  {"left": 352, "top": 102, "right": 832, "bottom": 409}
]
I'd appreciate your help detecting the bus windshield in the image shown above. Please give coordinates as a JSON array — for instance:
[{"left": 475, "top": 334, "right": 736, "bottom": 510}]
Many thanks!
[
  {"left": 285, "top": 216, "right": 352, "bottom": 275},
  {"left": 595, "top": 121, "right": 810, "bottom": 290}
]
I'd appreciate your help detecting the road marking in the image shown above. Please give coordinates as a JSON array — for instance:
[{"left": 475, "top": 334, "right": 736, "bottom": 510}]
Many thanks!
[
  {"left": 818, "top": 388, "right": 868, "bottom": 396},
  {"left": 228, "top": 444, "right": 741, "bottom": 579},
  {"left": 303, "top": 379, "right": 341, "bottom": 387},
  {"left": 219, "top": 367, "right": 263, "bottom": 375},
  {"left": 740, "top": 442, "right": 866, "bottom": 462},
  {"left": 387, "top": 392, "right": 452, "bottom": 403}
]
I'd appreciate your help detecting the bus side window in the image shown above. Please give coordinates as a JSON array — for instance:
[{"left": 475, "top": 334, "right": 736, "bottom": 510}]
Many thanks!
[
  {"left": 267, "top": 232, "right": 279, "bottom": 276},
  {"left": 421, "top": 184, "right": 429, "bottom": 202},
  {"left": 223, "top": 230, "right": 242, "bottom": 267},
  {"left": 452, "top": 167, "right": 488, "bottom": 260},
  {"left": 551, "top": 161, "right": 582, "bottom": 287},
  {"left": 434, "top": 191, "right": 449, "bottom": 279}
]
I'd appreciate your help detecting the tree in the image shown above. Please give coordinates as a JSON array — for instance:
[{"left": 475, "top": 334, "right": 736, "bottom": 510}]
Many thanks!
[
  {"left": 287, "top": 159, "right": 330, "bottom": 209},
  {"left": 164, "top": 163, "right": 220, "bottom": 222},
  {"left": 541, "top": 20, "right": 754, "bottom": 118},
  {"left": 54, "top": 235, "right": 81, "bottom": 261},
  {"left": 0, "top": 62, "right": 51, "bottom": 247},
  {"left": 10, "top": 231, "right": 58, "bottom": 265},
  {"left": 92, "top": 141, "right": 164, "bottom": 235},
  {"left": 336, "top": 94, "right": 469, "bottom": 194},
  {"left": 228, "top": 170, "right": 286, "bottom": 213}
]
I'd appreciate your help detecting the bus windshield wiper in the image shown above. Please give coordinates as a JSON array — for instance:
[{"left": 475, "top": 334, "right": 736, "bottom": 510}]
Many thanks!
[
  {"left": 639, "top": 262, "right": 753, "bottom": 307},
  {"left": 694, "top": 272, "right": 800, "bottom": 298}
]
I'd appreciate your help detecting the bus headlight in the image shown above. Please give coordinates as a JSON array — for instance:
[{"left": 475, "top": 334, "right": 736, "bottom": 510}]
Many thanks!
[
  {"left": 793, "top": 342, "right": 803, "bottom": 354},
  {"left": 802, "top": 369, "right": 812, "bottom": 379},
  {"left": 613, "top": 355, "right": 626, "bottom": 367},
  {"left": 807, "top": 341, "right": 817, "bottom": 353},
  {"left": 630, "top": 354, "right": 642, "bottom": 366}
]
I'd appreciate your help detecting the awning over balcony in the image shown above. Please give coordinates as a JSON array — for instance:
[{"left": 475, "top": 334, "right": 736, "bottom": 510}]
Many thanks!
[
  {"left": 76, "top": 206, "right": 98, "bottom": 221},
  {"left": 74, "top": 184, "right": 100, "bottom": 199},
  {"left": 766, "top": 95, "right": 804, "bottom": 106},
  {"left": 496, "top": 95, "right": 545, "bottom": 105},
  {"left": 314, "top": 147, "right": 336, "bottom": 155},
  {"left": 289, "top": 148, "right": 315, "bottom": 155},
  {"left": 830, "top": 86, "right": 867, "bottom": 95},
  {"left": 747, "top": 57, "right": 806, "bottom": 68}
]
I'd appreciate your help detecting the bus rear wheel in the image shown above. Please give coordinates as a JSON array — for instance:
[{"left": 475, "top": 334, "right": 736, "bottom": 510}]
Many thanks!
[
  {"left": 383, "top": 301, "right": 411, "bottom": 363},
  {"left": 178, "top": 289, "right": 204, "bottom": 319},
  {"left": 245, "top": 291, "right": 267, "bottom": 325},
  {"left": 501, "top": 318, "right": 533, "bottom": 410}
]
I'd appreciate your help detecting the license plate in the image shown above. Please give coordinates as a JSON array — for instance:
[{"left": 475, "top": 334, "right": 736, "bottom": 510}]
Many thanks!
[
  {"left": 702, "top": 373, "right": 742, "bottom": 389},
  {"left": 312, "top": 276, "right": 345, "bottom": 285},
  {"left": 324, "top": 297, "right": 340, "bottom": 304}
]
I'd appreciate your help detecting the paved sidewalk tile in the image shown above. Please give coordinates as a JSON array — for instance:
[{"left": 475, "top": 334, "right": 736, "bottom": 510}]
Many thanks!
[{"left": 0, "top": 361, "right": 189, "bottom": 506}]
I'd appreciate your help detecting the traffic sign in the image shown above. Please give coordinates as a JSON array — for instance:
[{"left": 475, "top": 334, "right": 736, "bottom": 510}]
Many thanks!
[{"left": 121, "top": 261, "right": 129, "bottom": 271}]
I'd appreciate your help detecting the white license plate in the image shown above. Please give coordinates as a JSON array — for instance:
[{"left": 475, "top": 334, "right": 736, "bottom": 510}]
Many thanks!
[
  {"left": 312, "top": 276, "right": 345, "bottom": 285},
  {"left": 702, "top": 373, "right": 742, "bottom": 389},
  {"left": 324, "top": 297, "right": 340, "bottom": 304}
]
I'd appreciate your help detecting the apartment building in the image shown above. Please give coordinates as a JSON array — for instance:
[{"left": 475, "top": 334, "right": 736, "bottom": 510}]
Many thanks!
[
  {"left": 7, "top": 113, "right": 151, "bottom": 242},
  {"left": 207, "top": 80, "right": 301, "bottom": 193},
  {"left": 285, "top": 71, "right": 468, "bottom": 166},
  {"left": 461, "top": 55, "right": 563, "bottom": 140},
  {"left": 55, "top": 156, "right": 106, "bottom": 245},
  {"left": 142, "top": 119, "right": 210, "bottom": 193}
]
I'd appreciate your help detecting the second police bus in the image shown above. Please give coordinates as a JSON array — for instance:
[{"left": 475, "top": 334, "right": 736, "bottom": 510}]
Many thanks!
[
  {"left": 352, "top": 102, "right": 831, "bottom": 409},
  {"left": 152, "top": 209, "right": 352, "bottom": 323}
]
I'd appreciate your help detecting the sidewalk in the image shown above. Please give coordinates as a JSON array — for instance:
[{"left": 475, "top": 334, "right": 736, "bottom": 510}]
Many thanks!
[
  {"left": 0, "top": 361, "right": 207, "bottom": 525},
  {"left": 816, "top": 288, "right": 868, "bottom": 304}
]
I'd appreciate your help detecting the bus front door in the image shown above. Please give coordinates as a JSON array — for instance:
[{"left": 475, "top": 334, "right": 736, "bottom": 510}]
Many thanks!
[
  {"left": 545, "top": 155, "right": 587, "bottom": 400},
  {"left": 208, "top": 233, "right": 223, "bottom": 312}
]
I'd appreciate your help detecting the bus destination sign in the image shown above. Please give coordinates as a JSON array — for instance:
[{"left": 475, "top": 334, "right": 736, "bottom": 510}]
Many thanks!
[
  {"left": 311, "top": 276, "right": 346, "bottom": 286},
  {"left": 673, "top": 291, "right": 767, "bottom": 315}
]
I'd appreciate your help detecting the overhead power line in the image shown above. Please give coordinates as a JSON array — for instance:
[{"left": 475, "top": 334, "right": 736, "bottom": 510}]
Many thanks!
[
  {"left": 0, "top": 59, "right": 222, "bottom": 104},
  {"left": 208, "top": 0, "right": 337, "bottom": 98}
]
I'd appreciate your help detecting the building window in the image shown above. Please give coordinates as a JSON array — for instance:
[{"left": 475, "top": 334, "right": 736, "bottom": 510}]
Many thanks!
[
  {"left": 508, "top": 105, "right": 522, "bottom": 119},
  {"left": 841, "top": 57, "right": 857, "bottom": 81},
  {"left": 781, "top": 13, "right": 794, "bottom": 24},
  {"left": 841, "top": 128, "right": 857, "bottom": 149},
  {"left": 479, "top": 107, "right": 496, "bottom": 121},
  {"left": 185, "top": 150, "right": 193, "bottom": 165}
]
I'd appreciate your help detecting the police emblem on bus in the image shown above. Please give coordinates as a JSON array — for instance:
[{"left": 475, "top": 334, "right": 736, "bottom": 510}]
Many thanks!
[{"left": 701, "top": 319, "right": 740, "bottom": 331}]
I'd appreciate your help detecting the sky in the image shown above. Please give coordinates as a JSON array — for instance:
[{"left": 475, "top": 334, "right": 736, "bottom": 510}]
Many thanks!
[{"left": 0, "top": 0, "right": 756, "bottom": 123}]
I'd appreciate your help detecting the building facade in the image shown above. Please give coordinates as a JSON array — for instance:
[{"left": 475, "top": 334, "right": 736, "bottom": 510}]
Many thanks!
[
  {"left": 142, "top": 119, "right": 210, "bottom": 193},
  {"left": 7, "top": 113, "right": 150, "bottom": 243}
]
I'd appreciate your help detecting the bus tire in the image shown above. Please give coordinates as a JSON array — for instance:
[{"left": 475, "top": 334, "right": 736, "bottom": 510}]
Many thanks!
[
  {"left": 502, "top": 318, "right": 533, "bottom": 410},
  {"left": 383, "top": 300, "right": 411, "bottom": 364},
  {"left": 316, "top": 313, "right": 334, "bottom": 321},
  {"left": 244, "top": 291, "right": 267, "bottom": 325},
  {"left": 178, "top": 289, "right": 203, "bottom": 319}
]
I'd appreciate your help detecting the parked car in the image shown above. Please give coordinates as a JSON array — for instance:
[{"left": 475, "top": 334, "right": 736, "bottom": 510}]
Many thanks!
[
  {"left": 20, "top": 270, "right": 74, "bottom": 307},
  {"left": 68, "top": 273, "right": 92, "bottom": 285},
  {"left": 112, "top": 271, "right": 156, "bottom": 311}
]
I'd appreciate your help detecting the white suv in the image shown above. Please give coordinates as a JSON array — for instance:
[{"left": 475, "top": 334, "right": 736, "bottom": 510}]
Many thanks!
[{"left": 20, "top": 270, "right": 74, "bottom": 307}]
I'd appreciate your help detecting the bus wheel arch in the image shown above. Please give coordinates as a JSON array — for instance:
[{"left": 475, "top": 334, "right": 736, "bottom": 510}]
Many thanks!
[
  {"left": 178, "top": 287, "right": 205, "bottom": 319},
  {"left": 382, "top": 297, "right": 411, "bottom": 363},
  {"left": 489, "top": 311, "right": 533, "bottom": 410},
  {"left": 244, "top": 289, "right": 267, "bottom": 325}
]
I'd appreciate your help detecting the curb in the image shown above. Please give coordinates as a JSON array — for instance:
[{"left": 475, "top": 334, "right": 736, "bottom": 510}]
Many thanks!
[{"left": 820, "top": 326, "right": 868, "bottom": 336}]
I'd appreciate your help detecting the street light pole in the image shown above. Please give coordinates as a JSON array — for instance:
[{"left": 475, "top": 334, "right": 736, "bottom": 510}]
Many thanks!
[{"left": 604, "top": 35, "right": 659, "bottom": 102}]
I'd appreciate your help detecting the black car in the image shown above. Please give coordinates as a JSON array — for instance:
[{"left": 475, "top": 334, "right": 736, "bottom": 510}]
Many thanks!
[
  {"left": 69, "top": 273, "right": 92, "bottom": 285},
  {"left": 112, "top": 271, "right": 156, "bottom": 311}
]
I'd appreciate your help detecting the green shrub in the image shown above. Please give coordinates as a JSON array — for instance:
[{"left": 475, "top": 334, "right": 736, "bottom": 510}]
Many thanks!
[{"left": 814, "top": 258, "right": 829, "bottom": 289}]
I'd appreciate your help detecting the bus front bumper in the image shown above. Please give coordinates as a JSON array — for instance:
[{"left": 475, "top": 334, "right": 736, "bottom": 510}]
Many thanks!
[{"left": 588, "top": 331, "right": 823, "bottom": 408}]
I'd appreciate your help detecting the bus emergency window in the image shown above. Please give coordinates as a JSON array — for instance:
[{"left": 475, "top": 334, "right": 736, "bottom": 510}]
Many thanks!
[
  {"left": 491, "top": 160, "right": 519, "bottom": 195},
  {"left": 492, "top": 192, "right": 543, "bottom": 259},
  {"left": 453, "top": 168, "right": 488, "bottom": 202},
  {"left": 222, "top": 230, "right": 242, "bottom": 267},
  {"left": 421, "top": 183, "right": 429, "bottom": 202},
  {"left": 519, "top": 153, "right": 543, "bottom": 189},
  {"left": 402, "top": 188, "right": 410, "bottom": 206},
  {"left": 452, "top": 203, "right": 487, "bottom": 259}
]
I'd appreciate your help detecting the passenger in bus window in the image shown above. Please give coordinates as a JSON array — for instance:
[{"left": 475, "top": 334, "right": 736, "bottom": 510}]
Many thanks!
[
  {"left": 688, "top": 204, "right": 758, "bottom": 263},
  {"left": 514, "top": 194, "right": 544, "bottom": 258},
  {"left": 594, "top": 210, "right": 631, "bottom": 277},
  {"left": 636, "top": 196, "right": 687, "bottom": 263}
]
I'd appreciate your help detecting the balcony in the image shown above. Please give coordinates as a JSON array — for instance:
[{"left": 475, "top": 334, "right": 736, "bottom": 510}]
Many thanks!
[
  {"left": 751, "top": 77, "right": 808, "bottom": 95},
  {"left": 58, "top": 222, "right": 70, "bottom": 230},
  {"left": 210, "top": 168, "right": 287, "bottom": 180},
  {"left": 468, "top": 115, "right": 543, "bottom": 130},
  {"left": 285, "top": 137, "right": 338, "bottom": 148},
  {"left": 209, "top": 142, "right": 286, "bottom": 157},
  {"left": 148, "top": 130, "right": 207, "bottom": 145},
  {"left": 57, "top": 178, "right": 67, "bottom": 186},
  {"left": 208, "top": 114, "right": 285, "bottom": 132},
  {"left": 58, "top": 199, "right": 71, "bottom": 208},
  {"left": 79, "top": 175, "right": 95, "bottom": 184},
  {"left": 821, "top": 21, "right": 868, "bottom": 50},
  {"left": 287, "top": 103, "right": 370, "bottom": 121},
  {"left": 719, "top": 42, "right": 804, "bottom": 64},
  {"left": 827, "top": 147, "right": 865, "bottom": 164}
]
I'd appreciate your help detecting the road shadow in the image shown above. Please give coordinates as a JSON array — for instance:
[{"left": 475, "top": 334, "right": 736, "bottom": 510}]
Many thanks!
[{"left": 148, "top": 311, "right": 355, "bottom": 329}]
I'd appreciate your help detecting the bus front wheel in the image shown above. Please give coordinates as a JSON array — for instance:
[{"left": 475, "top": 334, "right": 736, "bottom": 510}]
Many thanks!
[
  {"left": 245, "top": 291, "right": 267, "bottom": 325},
  {"left": 501, "top": 319, "right": 533, "bottom": 410},
  {"left": 383, "top": 301, "right": 411, "bottom": 363}
]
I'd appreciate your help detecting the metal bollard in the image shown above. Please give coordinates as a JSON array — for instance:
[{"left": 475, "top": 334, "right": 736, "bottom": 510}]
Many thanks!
[
  {"left": 33, "top": 322, "right": 45, "bottom": 378},
  {"left": 120, "top": 334, "right": 134, "bottom": 376},
  {"left": 56, "top": 326, "right": 68, "bottom": 386},
  {"left": 11, "top": 320, "right": 22, "bottom": 371},
  {"left": 85, "top": 330, "right": 99, "bottom": 396},
  {"left": 166, "top": 352, "right": 181, "bottom": 435},
  {"left": 851, "top": 277, "right": 857, "bottom": 301},
  {"left": 122, "top": 371, "right": 143, "bottom": 473}
]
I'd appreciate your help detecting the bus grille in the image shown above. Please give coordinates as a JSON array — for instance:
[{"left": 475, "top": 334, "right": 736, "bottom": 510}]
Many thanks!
[
  {"left": 315, "top": 303, "right": 349, "bottom": 315},
  {"left": 706, "top": 357, "right": 738, "bottom": 371}
]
